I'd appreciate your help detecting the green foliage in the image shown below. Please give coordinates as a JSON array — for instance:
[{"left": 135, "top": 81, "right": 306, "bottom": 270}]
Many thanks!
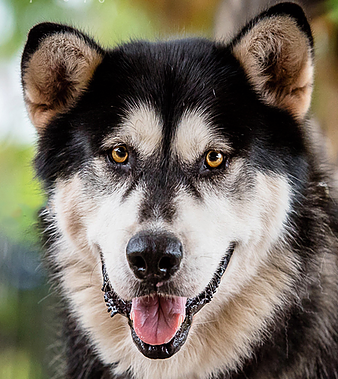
[
  {"left": 328, "top": 0, "right": 338, "bottom": 22},
  {"left": 0, "top": 349, "right": 42, "bottom": 379},
  {"left": 0, "top": 142, "right": 49, "bottom": 377},
  {"left": 0, "top": 0, "right": 156, "bottom": 57},
  {"left": 0, "top": 144, "right": 43, "bottom": 244},
  {"left": 0, "top": 282, "right": 53, "bottom": 379}
]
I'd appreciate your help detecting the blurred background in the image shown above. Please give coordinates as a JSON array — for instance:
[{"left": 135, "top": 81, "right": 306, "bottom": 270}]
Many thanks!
[{"left": 0, "top": 0, "right": 337, "bottom": 378}]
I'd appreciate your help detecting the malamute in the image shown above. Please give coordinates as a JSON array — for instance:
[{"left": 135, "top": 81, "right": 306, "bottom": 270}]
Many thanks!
[{"left": 21, "top": 2, "right": 338, "bottom": 378}]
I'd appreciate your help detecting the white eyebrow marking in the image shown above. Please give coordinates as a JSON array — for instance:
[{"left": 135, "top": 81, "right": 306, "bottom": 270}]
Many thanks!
[
  {"left": 172, "top": 109, "right": 232, "bottom": 163},
  {"left": 103, "top": 103, "right": 162, "bottom": 157}
]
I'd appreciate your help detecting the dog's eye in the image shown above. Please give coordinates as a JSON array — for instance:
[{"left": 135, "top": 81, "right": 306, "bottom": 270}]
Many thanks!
[
  {"left": 205, "top": 150, "right": 224, "bottom": 168},
  {"left": 110, "top": 145, "right": 128, "bottom": 164}
]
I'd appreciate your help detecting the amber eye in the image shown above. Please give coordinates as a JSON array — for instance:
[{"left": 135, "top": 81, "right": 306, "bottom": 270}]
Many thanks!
[
  {"left": 205, "top": 150, "right": 224, "bottom": 168},
  {"left": 111, "top": 145, "right": 128, "bottom": 163}
]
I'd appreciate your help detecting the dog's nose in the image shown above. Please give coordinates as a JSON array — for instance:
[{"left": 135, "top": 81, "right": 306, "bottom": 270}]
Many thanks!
[{"left": 126, "top": 232, "right": 183, "bottom": 281}]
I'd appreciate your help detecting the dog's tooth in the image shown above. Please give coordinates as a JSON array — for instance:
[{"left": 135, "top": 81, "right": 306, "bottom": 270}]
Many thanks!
[
  {"left": 130, "top": 310, "right": 135, "bottom": 321},
  {"left": 178, "top": 314, "right": 185, "bottom": 326}
]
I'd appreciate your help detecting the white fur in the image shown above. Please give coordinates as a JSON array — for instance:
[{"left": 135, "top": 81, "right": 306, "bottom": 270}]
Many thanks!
[
  {"left": 102, "top": 103, "right": 162, "bottom": 158},
  {"left": 173, "top": 109, "right": 232, "bottom": 163}
]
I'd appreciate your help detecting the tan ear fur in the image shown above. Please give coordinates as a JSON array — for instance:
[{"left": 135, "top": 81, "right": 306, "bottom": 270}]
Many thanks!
[
  {"left": 23, "top": 32, "right": 103, "bottom": 131},
  {"left": 232, "top": 16, "right": 313, "bottom": 120}
]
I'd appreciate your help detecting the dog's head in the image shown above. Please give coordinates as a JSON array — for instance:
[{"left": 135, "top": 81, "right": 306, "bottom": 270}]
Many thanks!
[{"left": 22, "top": 2, "right": 313, "bottom": 374}]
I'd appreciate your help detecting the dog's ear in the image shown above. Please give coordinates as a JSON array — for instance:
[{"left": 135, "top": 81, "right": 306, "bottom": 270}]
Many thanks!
[
  {"left": 231, "top": 2, "right": 314, "bottom": 121},
  {"left": 21, "top": 23, "right": 104, "bottom": 131}
]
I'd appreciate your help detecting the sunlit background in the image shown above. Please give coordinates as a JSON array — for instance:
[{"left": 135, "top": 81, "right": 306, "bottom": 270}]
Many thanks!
[{"left": 0, "top": 0, "right": 337, "bottom": 378}]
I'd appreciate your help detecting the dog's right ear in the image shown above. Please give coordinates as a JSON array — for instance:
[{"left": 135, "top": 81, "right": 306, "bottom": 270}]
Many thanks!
[
  {"left": 21, "top": 23, "right": 104, "bottom": 132},
  {"left": 231, "top": 3, "right": 314, "bottom": 121}
]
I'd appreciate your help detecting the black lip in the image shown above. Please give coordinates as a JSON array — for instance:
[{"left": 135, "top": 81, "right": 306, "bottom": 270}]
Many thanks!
[{"left": 102, "top": 243, "right": 235, "bottom": 359}]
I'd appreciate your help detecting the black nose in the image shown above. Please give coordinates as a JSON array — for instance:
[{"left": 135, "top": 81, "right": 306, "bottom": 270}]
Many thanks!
[{"left": 126, "top": 231, "right": 183, "bottom": 281}]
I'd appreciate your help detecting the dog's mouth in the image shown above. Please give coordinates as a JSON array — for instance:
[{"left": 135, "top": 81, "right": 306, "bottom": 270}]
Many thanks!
[{"left": 101, "top": 243, "right": 235, "bottom": 359}]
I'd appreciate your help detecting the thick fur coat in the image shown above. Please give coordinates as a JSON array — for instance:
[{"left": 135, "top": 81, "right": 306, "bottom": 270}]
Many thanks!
[{"left": 21, "top": 3, "right": 338, "bottom": 379}]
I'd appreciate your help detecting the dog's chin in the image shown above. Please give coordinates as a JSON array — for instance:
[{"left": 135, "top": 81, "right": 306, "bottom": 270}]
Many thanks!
[{"left": 102, "top": 243, "right": 235, "bottom": 359}]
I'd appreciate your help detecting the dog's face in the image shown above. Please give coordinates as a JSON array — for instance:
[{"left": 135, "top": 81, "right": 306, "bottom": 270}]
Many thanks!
[{"left": 22, "top": 3, "right": 314, "bottom": 378}]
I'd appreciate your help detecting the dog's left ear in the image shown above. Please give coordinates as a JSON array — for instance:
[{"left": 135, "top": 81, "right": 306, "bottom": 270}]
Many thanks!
[{"left": 231, "top": 2, "right": 314, "bottom": 121}]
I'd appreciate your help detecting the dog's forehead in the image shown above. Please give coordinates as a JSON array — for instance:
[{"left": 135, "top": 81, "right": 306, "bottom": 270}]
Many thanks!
[{"left": 103, "top": 103, "right": 231, "bottom": 161}]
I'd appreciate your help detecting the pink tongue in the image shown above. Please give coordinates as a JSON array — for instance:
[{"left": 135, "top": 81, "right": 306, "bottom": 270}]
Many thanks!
[{"left": 131, "top": 295, "right": 187, "bottom": 346}]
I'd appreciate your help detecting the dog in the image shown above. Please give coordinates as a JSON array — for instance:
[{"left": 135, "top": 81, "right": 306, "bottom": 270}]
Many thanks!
[{"left": 21, "top": 2, "right": 338, "bottom": 378}]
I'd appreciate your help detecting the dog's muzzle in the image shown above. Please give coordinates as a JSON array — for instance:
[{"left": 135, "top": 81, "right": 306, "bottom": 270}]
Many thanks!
[{"left": 101, "top": 232, "right": 235, "bottom": 359}]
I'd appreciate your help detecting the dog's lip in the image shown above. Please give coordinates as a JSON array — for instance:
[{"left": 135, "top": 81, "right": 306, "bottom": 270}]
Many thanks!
[{"left": 102, "top": 242, "right": 235, "bottom": 359}]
